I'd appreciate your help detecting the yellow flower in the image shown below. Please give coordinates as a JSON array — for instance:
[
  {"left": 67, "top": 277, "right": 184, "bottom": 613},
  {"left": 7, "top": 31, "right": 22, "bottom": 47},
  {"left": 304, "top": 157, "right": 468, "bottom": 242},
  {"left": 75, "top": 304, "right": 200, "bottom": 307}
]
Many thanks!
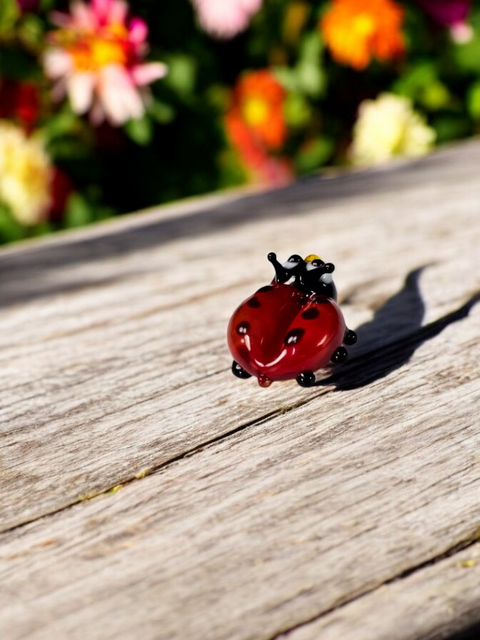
[
  {"left": 350, "top": 93, "right": 435, "bottom": 166},
  {"left": 0, "top": 121, "right": 52, "bottom": 225}
]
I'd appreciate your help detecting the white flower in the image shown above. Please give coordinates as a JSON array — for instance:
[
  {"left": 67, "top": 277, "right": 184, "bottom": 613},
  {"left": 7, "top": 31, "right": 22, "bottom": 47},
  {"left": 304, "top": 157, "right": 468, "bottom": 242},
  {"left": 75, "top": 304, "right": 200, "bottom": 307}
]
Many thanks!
[
  {"left": 0, "top": 121, "right": 52, "bottom": 225},
  {"left": 350, "top": 93, "right": 435, "bottom": 166}
]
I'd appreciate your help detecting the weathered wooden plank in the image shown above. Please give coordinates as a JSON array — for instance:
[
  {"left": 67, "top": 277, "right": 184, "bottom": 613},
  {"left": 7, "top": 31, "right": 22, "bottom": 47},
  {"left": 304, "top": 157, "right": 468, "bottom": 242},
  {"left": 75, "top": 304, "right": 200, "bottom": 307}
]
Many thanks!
[
  {"left": 283, "top": 543, "right": 480, "bottom": 640},
  {"left": 0, "top": 140, "right": 479, "bottom": 638},
  {"left": 0, "top": 141, "right": 479, "bottom": 533},
  {"left": 0, "top": 275, "right": 479, "bottom": 638}
]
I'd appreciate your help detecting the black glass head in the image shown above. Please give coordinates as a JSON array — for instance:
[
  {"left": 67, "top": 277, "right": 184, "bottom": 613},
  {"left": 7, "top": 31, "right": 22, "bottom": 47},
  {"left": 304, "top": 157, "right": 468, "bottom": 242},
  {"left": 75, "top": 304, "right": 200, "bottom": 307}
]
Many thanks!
[
  {"left": 268, "top": 252, "right": 305, "bottom": 283},
  {"left": 301, "top": 259, "right": 337, "bottom": 300},
  {"left": 267, "top": 252, "right": 336, "bottom": 299}
]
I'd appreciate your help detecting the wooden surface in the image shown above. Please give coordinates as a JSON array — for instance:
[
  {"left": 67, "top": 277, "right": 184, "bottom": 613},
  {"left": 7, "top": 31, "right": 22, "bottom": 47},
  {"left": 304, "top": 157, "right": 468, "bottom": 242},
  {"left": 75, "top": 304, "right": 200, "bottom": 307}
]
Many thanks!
[{"left": 0, "top": 139, "right": 479, "bottom": 639}]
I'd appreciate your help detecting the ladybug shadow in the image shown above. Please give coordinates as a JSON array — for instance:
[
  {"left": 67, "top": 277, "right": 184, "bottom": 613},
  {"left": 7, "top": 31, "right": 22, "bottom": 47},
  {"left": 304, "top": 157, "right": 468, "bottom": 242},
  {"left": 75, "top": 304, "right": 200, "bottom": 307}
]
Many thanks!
[{"left": 317, "top": 267, "right": 480, "bottom": 391}]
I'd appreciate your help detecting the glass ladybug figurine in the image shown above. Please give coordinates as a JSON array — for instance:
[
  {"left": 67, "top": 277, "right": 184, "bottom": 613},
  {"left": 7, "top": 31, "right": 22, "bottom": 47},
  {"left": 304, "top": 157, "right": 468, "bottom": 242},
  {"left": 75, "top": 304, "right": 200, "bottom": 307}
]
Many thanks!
[{"left": 227, "top": 252, "right": 357, "bottom": 388}]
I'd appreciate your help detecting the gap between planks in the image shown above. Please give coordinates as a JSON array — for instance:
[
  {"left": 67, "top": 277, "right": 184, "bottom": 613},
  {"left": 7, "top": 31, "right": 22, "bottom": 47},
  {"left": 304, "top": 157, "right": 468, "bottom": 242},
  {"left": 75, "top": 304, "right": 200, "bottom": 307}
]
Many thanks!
[{"left": 271, "top": 534, "right": 480, "bottom": 639}]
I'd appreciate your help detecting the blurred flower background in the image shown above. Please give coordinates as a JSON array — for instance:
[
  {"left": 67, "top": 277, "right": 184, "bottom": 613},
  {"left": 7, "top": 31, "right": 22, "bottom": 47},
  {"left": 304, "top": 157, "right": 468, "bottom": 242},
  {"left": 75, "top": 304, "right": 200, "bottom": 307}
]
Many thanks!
[{"left": 0, "top": 0, "right": 478, "bottom": 243}]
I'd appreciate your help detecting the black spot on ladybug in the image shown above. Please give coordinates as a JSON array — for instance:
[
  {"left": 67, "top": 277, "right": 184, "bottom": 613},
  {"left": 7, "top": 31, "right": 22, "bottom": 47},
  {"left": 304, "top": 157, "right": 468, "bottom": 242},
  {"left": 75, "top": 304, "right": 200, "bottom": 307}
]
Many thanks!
[
  {"left": 302, "top": 307, "right": 320, "bottom": 320},
  {"left": 236, "top": 322, "right": 250, "bottom": 335},
  {"left": 247, "top": 296, "right": 261, "bottom": 308},
  {"left": 257, "top": 285, "right": 274, "bottom": 293},
  {"left": 285, "top": 328, "right": 304, "bottom": 346}
]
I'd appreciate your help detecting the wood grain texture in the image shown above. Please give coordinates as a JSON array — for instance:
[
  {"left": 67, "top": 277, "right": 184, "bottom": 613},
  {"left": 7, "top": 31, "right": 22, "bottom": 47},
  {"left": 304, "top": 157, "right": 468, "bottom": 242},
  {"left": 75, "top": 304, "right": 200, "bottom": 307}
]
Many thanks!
[{"left": 0, "top": 140, "right": 479, "bottom": 639}]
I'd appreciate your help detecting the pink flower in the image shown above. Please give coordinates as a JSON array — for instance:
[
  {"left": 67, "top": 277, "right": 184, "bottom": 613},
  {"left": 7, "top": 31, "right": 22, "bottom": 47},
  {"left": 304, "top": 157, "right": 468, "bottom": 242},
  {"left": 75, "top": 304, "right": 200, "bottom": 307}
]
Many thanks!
[
  {"left": 415, "top": 0, "right": 473, "bottom": 42},
  {"left": 44, "top": 0, "right": 167, "bottom": 125},
  {"left": 191, "top": 0, "right": 263, "bottom": 39}
]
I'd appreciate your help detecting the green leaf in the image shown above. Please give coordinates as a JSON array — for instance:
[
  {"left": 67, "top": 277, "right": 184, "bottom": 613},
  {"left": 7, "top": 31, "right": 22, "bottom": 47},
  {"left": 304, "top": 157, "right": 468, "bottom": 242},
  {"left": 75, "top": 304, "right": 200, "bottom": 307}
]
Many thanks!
[
  {"left": 297, "top": 32, "right": 325, "bottom": 97},
  {"left": 393, "top": 61, "right": 451, "bottom": 111},
  {"left": 124, "top": 115, "right": 153, "bottom": 146},
  {"left": 295, "top": 138, "right": 333, "bottom": 174},
  {"left": 0, "top": 204, "right": 25, "bottom": 243},
  {"left": 148, "top": 100, "right": 176, "bottom": 124},
  {"left": 64, "top": 194, "right": 93, "bottom": 228},
  {"left": 452, "top": 34, "right": 480, "bottom": 74},
  {"left": 93, "top": 206, "right": 116, "bottom": 222},
  {"left": 206, "top": 85, "right": 229, "bottom": 112},
  {"left": 393, "top": 62, "right": 436, "bottom": 99},
  {"left": 274, "top": 66, "right": 299, "bottom": 93},
  {"left": 432, "top": 114, "right": 472, "bottom": 143},
  {"left": 420, "top": 81, "right": 451, "bottom": 111},
  {"left": 283, "top": 93, "right": 311, "bottom": 128},
  {"left": 44, "top": 110, "right": 81, "bottom": 140},
  {"left": 46, "top": 135, "right": 91, "bottom": 161},
  {"left": 0, "top": 0, "right": 19, "bottom": 35},
  {"left": 217, "top": 148, "right": 248, "bottom": 189},
  {"left": 40, "top": 0, "right": 56, "bottom": 10},
  {"left": 299, "top": 30, "right": 324, "bottom": 63},
  {"left": 275, "top": 33, "right": 325, "bottom": 98},
  {"left": 297, "top": 61, "right": 325, "bottom": 97},
  {"left": 30, "top": 221, "right": 55, "bottom": 237},
  {"left": 467, "top": 81, "right": 480, "bottom": 119},
  {"left": 162, "top": 54, "right": 197, "bottom": 97},
  {"left": 18, "top": 14, "right": 45, "bottom": 49}
]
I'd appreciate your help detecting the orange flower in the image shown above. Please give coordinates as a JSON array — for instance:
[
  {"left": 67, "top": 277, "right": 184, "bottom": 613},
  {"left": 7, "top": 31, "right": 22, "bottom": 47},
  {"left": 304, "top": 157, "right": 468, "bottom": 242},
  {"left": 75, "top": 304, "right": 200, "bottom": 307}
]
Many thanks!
[
  {"left": 224, "top": 70, "right": 292, "bottom": 186},
  {"left": 225, "top": 109, "right": 292, "bottom": 187},
  {"left": 321, "top": 0, "right": 405, "bottom": 70},
  {"left": 225, "top": 111, "right": 293, "bottom": 187},
  {"left": 229, "top": 70, "right": 287, "bottom": 150}
]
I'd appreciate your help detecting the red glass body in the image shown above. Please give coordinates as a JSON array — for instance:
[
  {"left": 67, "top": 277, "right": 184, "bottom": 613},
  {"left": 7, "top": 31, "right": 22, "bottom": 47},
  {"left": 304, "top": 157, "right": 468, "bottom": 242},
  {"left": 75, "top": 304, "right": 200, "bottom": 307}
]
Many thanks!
[{"left": 227, "top": 282, "right": 346, "bottom": 386}]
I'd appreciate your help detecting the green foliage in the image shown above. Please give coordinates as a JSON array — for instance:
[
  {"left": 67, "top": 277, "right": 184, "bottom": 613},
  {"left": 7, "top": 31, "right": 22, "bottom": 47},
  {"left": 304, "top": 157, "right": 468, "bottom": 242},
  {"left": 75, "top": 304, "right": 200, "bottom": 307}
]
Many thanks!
[
  {"left": 64, "top": 193, "right": 94, "bottom": 228},
  {"left": 283, "top": 93, "right": 311, "bottom": 128},
  {"left": 17, "top": 14, "right": 45, "bottom": 49},
  {"left": 295, "top": 137, "right": 333, "bottom": 174},
  {"left": 125, "top": 115, "right": 154, "bottom": 146},
  {"left": 296, "top": 32, "right": 325, "bottom": 97},
  {"left": 467, "top": 81, "right": 480, "bottom": 120},
  {"left": 0, "top": 47, "right": 36, "bottom": 79},
  {"left": 452, "top": 33, "right": 480, "bottom": 75},
  {"left": 0, "top": 0, "right": 19, "bottom": 36},
  {"left": 432, "top": 113, "right": 472, "bottom": 143},
  {"left": 163, "top": 54, "right": 198, "bottom": 97},
  {"left": 0, "top": 205, "right": 24, "bottom": 243},
  {"left": 148, "top": 100, "right": 176, "bottom": 124}
]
